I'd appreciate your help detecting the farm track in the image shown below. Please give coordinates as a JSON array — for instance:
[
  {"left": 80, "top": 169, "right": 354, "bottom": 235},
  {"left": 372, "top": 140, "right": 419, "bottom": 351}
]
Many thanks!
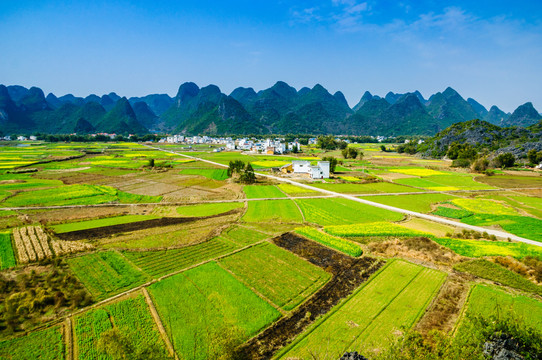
[
  {"left": 144, "top": 145, "right": 542, "bottom": 247},
  {"left": 237, "top": 232, "right": 384, "bottom": 359},
  {"left": 54, "top": 209, "right": 241, "bottom": 240}
]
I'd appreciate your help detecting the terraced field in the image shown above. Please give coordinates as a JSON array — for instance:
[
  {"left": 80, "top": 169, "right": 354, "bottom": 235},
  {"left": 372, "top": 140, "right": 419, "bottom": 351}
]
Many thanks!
[
  {"left": 279, "top": 260, "right": 445, "bottom": 358},
  {"left": 220, "top": 242, "right": 331, "bottom": 310}
]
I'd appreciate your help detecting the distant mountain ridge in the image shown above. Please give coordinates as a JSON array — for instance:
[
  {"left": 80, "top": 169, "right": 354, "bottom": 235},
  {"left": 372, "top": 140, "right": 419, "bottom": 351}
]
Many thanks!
[{"left": 1, "top": 82, "right": 540, "bottom": 136}]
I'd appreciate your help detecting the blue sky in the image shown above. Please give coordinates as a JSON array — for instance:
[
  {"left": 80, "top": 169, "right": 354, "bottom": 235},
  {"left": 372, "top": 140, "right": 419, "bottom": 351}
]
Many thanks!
[{"left": 1, "top": 0, "right": 541, "bottom": 112}]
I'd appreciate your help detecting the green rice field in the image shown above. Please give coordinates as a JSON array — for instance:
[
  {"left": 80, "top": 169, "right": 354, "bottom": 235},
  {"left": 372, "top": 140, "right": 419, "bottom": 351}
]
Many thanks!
[
  {"left": 279, "top": 260, "right": 445, "bottom": 359},
  {"left": 122, "top": 237, "right": 238, "bottom": 278},
  {"left": 67, "top": 251, "right": 150, "bottom": 300},
  {"left": 295, "top": 198, "right": 403, "bottom": 226},
  {"left": 243, "top": 185, "right": 286, "bottom": 199},
  {"left": 0, "top": 232, "right": 16, "bottom": 270},
  {"left": 74, "top": 294, "right": 168, "bottom": 360},
  {"left": 148, "top": 261, "right": 281, "bottom": 360},
  {"left": 219, "top": 242, "right": 331, "bottom": 310}
]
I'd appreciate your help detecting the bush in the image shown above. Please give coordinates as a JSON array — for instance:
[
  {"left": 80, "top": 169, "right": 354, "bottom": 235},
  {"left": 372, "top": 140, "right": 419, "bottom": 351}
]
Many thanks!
[
  {"left": 471, "top": 158, "right": 489, "bottom": 173},
  {"left": 451, "top": 158, "right": 471, "bottom": 168},
  {"left": 494, "top": 153, "right": 515, "bottom": 168}
]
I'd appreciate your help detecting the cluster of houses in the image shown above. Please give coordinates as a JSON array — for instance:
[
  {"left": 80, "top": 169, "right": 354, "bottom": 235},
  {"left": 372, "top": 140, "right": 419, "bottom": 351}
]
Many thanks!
[
  {"left": 159, "top": 135, "right": 301, "bottom": 155},
  {"left": 1, "top": 135, "right": 38, "bottom": 141}
]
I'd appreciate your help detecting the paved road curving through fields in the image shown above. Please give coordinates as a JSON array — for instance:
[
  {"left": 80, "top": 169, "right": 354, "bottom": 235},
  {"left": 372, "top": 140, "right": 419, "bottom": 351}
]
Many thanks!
[{"left": 147, "top": 145, "right": 542, "bottom": 248}]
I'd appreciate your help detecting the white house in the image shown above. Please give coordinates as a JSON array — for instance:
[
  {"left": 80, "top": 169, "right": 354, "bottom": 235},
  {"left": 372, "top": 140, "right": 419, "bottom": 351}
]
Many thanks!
[{"left": 292, "top": 160, "right": 329, "bottom": 179}]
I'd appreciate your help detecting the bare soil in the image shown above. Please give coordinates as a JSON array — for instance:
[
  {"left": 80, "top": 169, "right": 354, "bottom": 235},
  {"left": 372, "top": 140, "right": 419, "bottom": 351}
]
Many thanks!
[
  {"left": 237, "top": 232, "right": 383, "bottom": 359},
  {"left": 415, "top": 274, "right": 471, "bottom": 334},
  {"left": 367, "top": 237, "right": 462, "bottom": 267}
]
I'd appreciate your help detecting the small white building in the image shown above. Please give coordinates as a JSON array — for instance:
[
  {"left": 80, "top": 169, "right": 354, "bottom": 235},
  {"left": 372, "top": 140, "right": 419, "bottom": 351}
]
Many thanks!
[{"left": 292, "top": 160, "right": 329, "bottom": 179}]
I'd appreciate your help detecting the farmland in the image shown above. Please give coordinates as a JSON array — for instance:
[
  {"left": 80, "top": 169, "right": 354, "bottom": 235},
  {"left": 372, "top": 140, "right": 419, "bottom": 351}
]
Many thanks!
[
  {"left": 51, "top": 214, "right": 161, "bottom": 233},
  {"left": 176, "top": 202, "right": 243, "bottom": 216},
  {"left": 67, "top": 251, "right": 149, "bottom": 300},
  {"left": 459, "top": 285, "right": 542, "bottom": 333},
  {"left": 219, "top": 242, "right": 331, "bottom": 310},
  {"left": 295, "top": 226, "right": 363, "bottom": 256},
  {"left": 324, "top": 221, "right": 430, "bottom": 238},
  {"left": 243, "top": 184, "right": 286, "bottom": 198},
  {"left": 74, "top": 294, "right": 168, "bottom": 359},
  {"left": 0, "top": 326, "right": 65, "bottom": 360},
  {"left": 0, "top": 232, "right": 16, "bottom": 269},
  {"left": 279, "top": 260, "right": 445, "bottom": 358},
  {"left": 179, "top": 168, "right": 228, "bottom": 180},
  {"left": 434, "top": 237, "right": 542, "bottom": 258},
  {"left": 295, "top": 197, "right": 403, "bottom": 225},
  {"left": 454, "top": 259, "right": 542, "bottom": 295},
  {"left": 1, "top": 140, "right": 542, "bottom": 359},
  {"left": 242, "top": 199, "right": 303, "bottom": 223},
  {"left": 148, "top": 262, "right": 281, "bottom": 360},
  {"left": 122, "top": 237, "right": 238, "bottom": 278}
]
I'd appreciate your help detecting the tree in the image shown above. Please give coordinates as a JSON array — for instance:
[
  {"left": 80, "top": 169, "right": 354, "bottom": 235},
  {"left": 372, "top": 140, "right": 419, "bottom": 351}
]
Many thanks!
[
  {"left": 322, "top": 156, "right": 338, "bottom": 173},
  {"left": 471, "top": 157, "right": 489, "bottom": 173},
  {"left": 527, "top": 149, "right": 542, "bottom": 165},
  {"left": 239, "top": 163, "right": 256, "bottom": 184},
  {"left": 316, "top": 135, "right": 338, "bottom": 150},
  {"left": 342, "top": 147, "right": 360, "bottom": 159},
  {"left": 494, "top": 152, "right": 515, "bottom": 168},
  {"left": 227, "top": 160, "right": 244, "bottom": 177}
]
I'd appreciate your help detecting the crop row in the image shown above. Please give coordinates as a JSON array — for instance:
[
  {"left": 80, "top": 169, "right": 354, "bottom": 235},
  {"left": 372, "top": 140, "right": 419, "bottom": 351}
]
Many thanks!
[
  {"left": 75, "top": 308, "right": 112, "bottom": 359},
  {"left": 123, "top": 238, "right": 237, "bottom": 278},
  {"left": 324, "top": 221, "right": 430, "bottom": 238},
  {"left": 295, "top": 227, "right": 362, "bottom": 257}
]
